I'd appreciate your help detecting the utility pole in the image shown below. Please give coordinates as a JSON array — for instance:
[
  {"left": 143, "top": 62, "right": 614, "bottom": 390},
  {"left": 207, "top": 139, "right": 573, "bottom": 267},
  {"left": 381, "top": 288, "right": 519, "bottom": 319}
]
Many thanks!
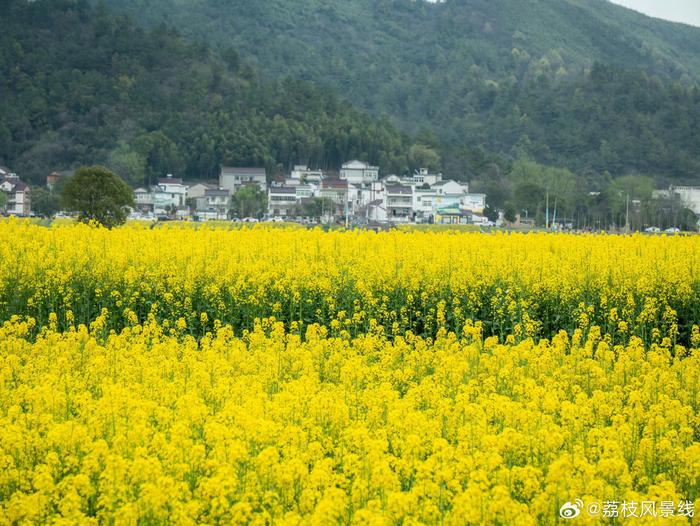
[
  {"left": 625, "top": 193, "right": 630, "bottom": 234},
  {"left": 545, "top": 188, "right": 549, "bottom": 229}
]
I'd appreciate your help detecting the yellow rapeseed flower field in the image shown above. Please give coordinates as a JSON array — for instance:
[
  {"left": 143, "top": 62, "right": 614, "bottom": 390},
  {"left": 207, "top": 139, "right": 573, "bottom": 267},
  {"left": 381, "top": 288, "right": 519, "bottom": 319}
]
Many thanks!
[{"left": 0, "top": 220, "right": 698, "bottom": 524}]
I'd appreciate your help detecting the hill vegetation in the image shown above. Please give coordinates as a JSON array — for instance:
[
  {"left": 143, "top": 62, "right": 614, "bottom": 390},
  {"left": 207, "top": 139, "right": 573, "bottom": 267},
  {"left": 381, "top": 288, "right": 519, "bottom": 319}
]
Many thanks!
[
  {"left": 0, "top": 0, "right": 415, "bottom": 185},
  {"left": 99, "top": 0, "right": 700, "bottom": 185}
]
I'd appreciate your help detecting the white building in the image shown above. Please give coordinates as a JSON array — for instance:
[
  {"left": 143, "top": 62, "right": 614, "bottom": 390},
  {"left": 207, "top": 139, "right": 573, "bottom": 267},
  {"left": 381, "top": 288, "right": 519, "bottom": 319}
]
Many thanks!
[
  {"left": 289, "top": 165, "right": 324, "bottom": 184},
  {"left": 186, "top": 182, "right": 217, "bottom": 200},
  {"left": 670, "top": 186, "right": 700, "bottom": 215},
  {"left": 410, "top": 168, "right": 443, "bottom": 187},
  {"left": 385, "top": 185, "right": 413, "bottom": 222},
  {"left": 195, "top": 189, "right": 231, "bottom": 220},
  {"left": 268, "top": 186, "right": 298, "bottom": 218},
  {"left": 133, "top": 187, "right": 154, "bottom": 214},
  {"left": 0, "top": 172, "right": 30, "bottom": 216},
  {"left": 153, "top": 175, "right": 187, "bottom": 214},
  {"left": 340, "top": 160, "right": 379, "bottom": 185},
  {"left": 220, "top": 167, "right": 267, "bottom": 194}
]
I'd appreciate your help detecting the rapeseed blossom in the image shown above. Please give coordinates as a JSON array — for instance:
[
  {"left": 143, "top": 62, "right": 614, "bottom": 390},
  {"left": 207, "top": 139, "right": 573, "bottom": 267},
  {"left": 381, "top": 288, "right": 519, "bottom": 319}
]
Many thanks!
[{"left": 0, "top": 220, "right": 698, "bottom": 524}]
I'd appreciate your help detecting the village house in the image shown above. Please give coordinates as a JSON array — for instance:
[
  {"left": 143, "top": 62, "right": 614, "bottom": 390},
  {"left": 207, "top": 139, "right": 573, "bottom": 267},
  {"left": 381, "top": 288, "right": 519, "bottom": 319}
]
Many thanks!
[
  {"left": 409, "top": 168, "right": 443, "bottom": 186},
  {"left": 267, "top": 186, "right": 298, "bottom": 218},
  {"left": 153, "top": 174, "right": 188, "bottom": 215},
  {"left": 670, "top": 185, "right": 700, "bottom": 215},
  {"left": 133, "top": 187, "right": 154, "bottom": 214},
  {"left": 220, "top": 167, "right": 267, "bottom": 194},
  {"left": 186, "top": 182, "right": 218, "bottom": 201},
  {"left": 340, "top": 160, "right": 379, "bottom": 185},
  {"left": 289, "top": 165, "right": 324, "bottom": 184},
  {"left": 385, "top": 185, "right": 414, "bottom": 222},
  {"left": 195, "top": 188, "right": 231, "bottom": 220},
  {"left": 0, "top": 169, "right": 31, "bottom": 216},
  {"left": 320, "top": 179, "right": 349, "bottom": 217}
]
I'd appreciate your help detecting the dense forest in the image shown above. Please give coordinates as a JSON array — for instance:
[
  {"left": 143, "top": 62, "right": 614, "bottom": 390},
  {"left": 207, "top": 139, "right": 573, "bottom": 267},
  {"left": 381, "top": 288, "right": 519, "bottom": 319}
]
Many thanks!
[
  {"left": 99, "top": 0, "right": 700, "bottom": 185},
  {"left": 0, "top": 0, "right": 416, "bottom": 185}
]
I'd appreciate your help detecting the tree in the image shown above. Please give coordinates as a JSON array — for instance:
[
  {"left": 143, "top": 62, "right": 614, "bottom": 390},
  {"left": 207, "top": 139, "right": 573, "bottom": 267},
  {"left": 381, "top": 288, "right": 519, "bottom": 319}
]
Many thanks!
[
  {"left": 30, "top": 186, "right": 60, "bottom": 218},
  {"left": 408, "top": 144, "right": 441, "bottom": 172},
  {"left": 61, "top": 166, "right": 134, "bottom": 228},
  {"left": 230, "top": 185, "right": 267, "bottom": 219},
  {"left": 302, "top": 197, "right": 334, "bottom": 219},
  {"left": 503, "top": 202, "right": 518, "bottom": 223},
  {"left": 0, "top": 190, "right": 6, "bottom": 213}
]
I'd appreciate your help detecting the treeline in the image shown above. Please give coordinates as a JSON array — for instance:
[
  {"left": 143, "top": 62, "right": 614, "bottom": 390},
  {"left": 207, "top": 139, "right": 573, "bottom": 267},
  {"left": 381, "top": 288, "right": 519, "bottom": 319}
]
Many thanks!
[{"left": 0, "top": 0, "right": 414, "bottom": 185}]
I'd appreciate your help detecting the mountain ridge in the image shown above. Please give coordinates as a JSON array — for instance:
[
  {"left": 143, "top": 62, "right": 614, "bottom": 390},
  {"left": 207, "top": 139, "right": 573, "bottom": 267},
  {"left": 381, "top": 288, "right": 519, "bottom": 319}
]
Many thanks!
[{"left": 95, "top": 0, "right": 700, "bottom": 184}]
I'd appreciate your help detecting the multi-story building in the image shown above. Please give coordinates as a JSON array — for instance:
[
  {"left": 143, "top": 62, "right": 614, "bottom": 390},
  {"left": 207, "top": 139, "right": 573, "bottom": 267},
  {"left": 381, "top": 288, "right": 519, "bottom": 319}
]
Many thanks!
[
  {"left": 268, "top": 186, "right": 298, "bottom": 218},
  {"left": 195, "top": 189, "right": 231, "bottom": 220},
  {"left": 133, "top": 187, "right": 154, "bottom": 214},
  {"left": 153, "top": 175, "right": 187, "bottom": 215},
  {"left": 289, "top": 165, "right": 324, "bottom": 184},
  {"left": 385, "top": 185, "right": 413, "bottom": 222},
  {"left": 670, "top": 185, "right": 700, "bottom": 215},
  {"left": 220, "top": 167, "right": 267, "bottom": 194},
  {"left": 0, "top": 172, "right": 31, "bottom": 216},
  {"left": 340, "top": 160, "right": 379, "bottom": 185}
]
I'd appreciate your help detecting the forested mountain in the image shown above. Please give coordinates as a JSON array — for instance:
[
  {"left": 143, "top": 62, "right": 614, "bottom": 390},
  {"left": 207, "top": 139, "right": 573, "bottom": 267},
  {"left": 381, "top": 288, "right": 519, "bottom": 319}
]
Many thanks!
[
  {"left": 0, "top": 0, "right": 414, "bottom": 184},
  {"left": 98, "top": 0, "right": 700, "bottom": 185}
]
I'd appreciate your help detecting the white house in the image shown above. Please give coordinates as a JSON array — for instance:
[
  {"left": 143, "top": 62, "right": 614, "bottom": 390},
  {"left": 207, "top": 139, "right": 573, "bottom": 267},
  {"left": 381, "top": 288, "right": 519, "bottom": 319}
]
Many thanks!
[
  {"left": 0, "top": 172, "right": 31, "bottom": 216},
  {"left": 268, "top": 186, "right": 298, "bottom": 218},
  {"left": 290, "top": 165, "right": 324, "bottom": 184},
  {"left": 133, "top": 187, "right": 154, "bottom": 214},
  {"left": 153, "top": 174, "right": 187, "bottom": 214},
  {"left": 186, "top": 182, "right": 217, "bottom": 200},
  {"left": 340, "top": 160, "right": 379, "bottom": 185},
  {"left": 432, "top": 180, "right": 469, "bottom": 209},
  {"left": 220, "top": 167, "right": 267, "bottom": 194},
  {"left": 195, "top": 188, "right": 231, "bottom": 220},
  {"left": 410, "top": 168, "right": 443, "bottom": 187},
  {"left": 385, "top": 185, "right": 413, "bottom": 222},
  {"left": 670, "top": 186, "right": 700, "bottom": 215}
]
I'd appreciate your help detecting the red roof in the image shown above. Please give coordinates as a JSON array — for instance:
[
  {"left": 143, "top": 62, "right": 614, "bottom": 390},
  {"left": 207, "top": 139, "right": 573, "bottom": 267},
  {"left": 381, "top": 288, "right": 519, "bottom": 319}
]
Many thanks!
[{"left": 322, "top": 179, "right": 348, "bottom": 189}]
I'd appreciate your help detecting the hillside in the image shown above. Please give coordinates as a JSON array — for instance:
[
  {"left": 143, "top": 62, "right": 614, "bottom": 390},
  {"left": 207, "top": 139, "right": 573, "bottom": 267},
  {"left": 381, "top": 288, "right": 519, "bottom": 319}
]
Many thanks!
[
  {"left": 0, "top": 0, "right": 414, "bottom": 184},
  {"left": 99, "top": 0, "right": 700, "bottom": 184}
]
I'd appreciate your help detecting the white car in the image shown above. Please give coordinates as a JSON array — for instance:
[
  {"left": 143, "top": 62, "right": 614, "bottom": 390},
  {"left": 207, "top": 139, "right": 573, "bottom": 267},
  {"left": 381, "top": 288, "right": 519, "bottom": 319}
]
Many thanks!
[
  {"left": 644, "top": 226, "right": 661, "bottom": 233},
  {"left": 664, "top": 227, "right": 680, "bottom": 233},
  {"left": 242, "top": 217, "right": 259, "bottom": 223}
]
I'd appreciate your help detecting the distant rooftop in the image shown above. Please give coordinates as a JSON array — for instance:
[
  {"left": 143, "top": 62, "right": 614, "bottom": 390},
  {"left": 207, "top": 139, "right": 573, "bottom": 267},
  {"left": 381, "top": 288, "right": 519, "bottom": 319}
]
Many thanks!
[{"left": 221, "top": 166, "right": 266, "bottom": 176}]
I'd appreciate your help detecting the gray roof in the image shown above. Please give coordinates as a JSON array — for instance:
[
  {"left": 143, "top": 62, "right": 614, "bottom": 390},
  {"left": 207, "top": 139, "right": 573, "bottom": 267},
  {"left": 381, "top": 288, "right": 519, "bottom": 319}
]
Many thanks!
[
  {"left": 221, "top": 166, "right": 266, "bottom": 176},
  {"left": 386, "top": 185, "right": 412, "bottom": 194},
  {"left": 270, "top": 186, "right": 297, "bottom": 194},
  {"left": 205, "top": 189, "right": 230, "bottom": 196}
]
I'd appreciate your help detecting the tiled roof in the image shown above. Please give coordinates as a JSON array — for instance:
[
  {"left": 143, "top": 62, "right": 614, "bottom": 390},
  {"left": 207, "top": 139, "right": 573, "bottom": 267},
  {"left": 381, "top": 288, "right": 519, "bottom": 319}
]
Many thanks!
[
  {"left": 270, "top": 186, "right": 297, "bottom": 194},
  {"left": 221, "top": 167, "right": 266, "bottom": 176},
  {"left": 386, "top": 185, "right": 412, "bottom": 194}
]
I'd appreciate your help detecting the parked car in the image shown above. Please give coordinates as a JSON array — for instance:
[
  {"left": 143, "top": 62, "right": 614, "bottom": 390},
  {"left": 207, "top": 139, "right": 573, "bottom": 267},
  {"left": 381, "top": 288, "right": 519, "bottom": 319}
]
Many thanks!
[
  {"left": 271, "top": 217, "right": 285, "bottom": 222},
  {"left": 644, "top": 226, "right": 661, "bottom": 233},
  {"left": 664, "top": 227, "right": 680, "bottom": 233},
  {"left": 242, "top": 217, "right": 258, "bottom": 223}
]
